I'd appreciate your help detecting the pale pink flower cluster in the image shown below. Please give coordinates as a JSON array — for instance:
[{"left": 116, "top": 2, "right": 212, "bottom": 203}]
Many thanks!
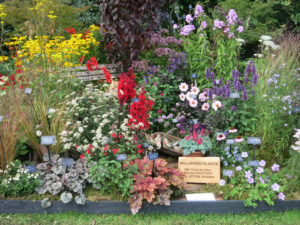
[{"left": 178, "top": 83, "right": 216, "bottom": 110}]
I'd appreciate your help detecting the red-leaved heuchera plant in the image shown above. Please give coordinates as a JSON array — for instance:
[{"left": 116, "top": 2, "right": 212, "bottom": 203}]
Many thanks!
[{"left": 129, "top": 157, "right": 184, "bottom": 214}]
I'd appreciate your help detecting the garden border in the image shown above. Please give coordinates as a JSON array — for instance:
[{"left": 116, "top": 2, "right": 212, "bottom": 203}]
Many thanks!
[{"left": 0, "top": 200, "right": 299, "bottom": 215}]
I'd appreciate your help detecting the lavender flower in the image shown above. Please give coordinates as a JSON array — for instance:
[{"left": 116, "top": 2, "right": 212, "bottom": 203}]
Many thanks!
[
  {"left": 180, "top": 25, "right": 195, "bottom": 36},
  {"left": 185, "top": 14, "right": 194, "bottom": 23},
  {"left": 247, "top": 177, "right": 254, "bottom": 184},
  {"left": 271, "top": 164, "right": 280, "bottom": 171},
  {"left": 278, "top": 192, "right": 285, "bottom": 200},
  {"left": 241, "top": 152, "right": 248, "bottom": 158},
  {"left": 256, "top": 167, "right": 264, "bottom": 174},
  {"left": 231, "top": 105, "right": 237, "bottom": 112},
  {"left": 236, "top": 166, "right": 242, "bottom": 171},
  {"left": 219, "top": 179, "right": 226, "bottom": 186},
  {"left": 259, "top": 160, "right": 266, "bottom": 167},
  {"left": 194, "top": 4, "right": 204, "bottom": 17},
  {"left": 272, "top": 183, "right": 280, "bottom": 192},
  {"left": 205, "top": 68, "right": 211, "bottom": 80},
  {"left": 245, "top": 170, "right": 252, "bottom": 179},
  {"left": 200, "top": 21, "right": 207, "bottom": 30},
  {"left": 259, "top": 176, "right": 265, "bottom": 184},
  {"left": 226, "top": 9, "right": 238, "bottom": 25},
  {"left": 232, "top": 70, "right": 239, "bottom": 80}
]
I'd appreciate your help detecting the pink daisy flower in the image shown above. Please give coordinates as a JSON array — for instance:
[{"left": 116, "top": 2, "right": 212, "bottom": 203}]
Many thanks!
[
  {"left": 202, "top": 103, "right": 210, "bottom": 111},
  {"left": 179, "top": 83, "right": 189, "bottom": 92}
]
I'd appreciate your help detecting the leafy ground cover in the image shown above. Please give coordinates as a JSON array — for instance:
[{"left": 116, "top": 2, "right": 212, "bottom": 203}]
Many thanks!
[{"left": 1, "top": 210, "right": 300, "bottom": 225}]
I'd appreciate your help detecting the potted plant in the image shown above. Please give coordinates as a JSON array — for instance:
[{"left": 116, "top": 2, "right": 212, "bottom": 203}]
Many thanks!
[{"left": 179, "top": 126, "right": 212, "bottom": 156}]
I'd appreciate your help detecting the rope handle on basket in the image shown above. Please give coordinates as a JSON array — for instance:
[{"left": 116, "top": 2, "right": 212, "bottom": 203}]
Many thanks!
[{"left": 161, "top": 128, "right": 178, "bottom": 149}]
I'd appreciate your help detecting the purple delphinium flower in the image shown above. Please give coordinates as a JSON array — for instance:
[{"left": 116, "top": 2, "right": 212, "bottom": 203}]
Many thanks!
[
  {"left": 242, "top": 89, "right": 248, "bottom": 101},
  {"left": 231, "top": 105, "right": 237, "bottom": 112},
  {"left": 205, "top": 68, "right": 211, "bottom": 80},
  {"left": 219, "top": 179, "right": 226, "bottom": 186},
  {"left": 272, "top": 183, "right": 280, "bottom": 192},
  {"left": 245, "top": 170, "right": 252, "bottom": 179},
  {"left": 271, "top": 164, "right": 280, "bottom": 171},
  {"left": 256, "top": 167, "right": 264, "bottom": 174},
  {"left": 259, "top": 160, "right": 266, "bottom": 167},
  {"left": 245, "top": 61, "right": 253, "bottom": 74},
  {"left": 243, "top": 75, "right": 248, "bottom": 84},
  {"left": 278, "top": 192, "right": 285, "bottom": 200},
  {"left": 232, "top": 70, "right": 239, "bottom": 80},
  {"left": 236, "top": 166, "right": 242, "bottom": 171}
]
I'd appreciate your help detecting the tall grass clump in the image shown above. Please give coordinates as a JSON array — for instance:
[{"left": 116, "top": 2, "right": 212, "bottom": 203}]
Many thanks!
[
  {"left": 254, "top": 33, "right": 300, "bottom": 165},
  {"left": 0, "top": 89, "right": 25, "bottom": 170}
]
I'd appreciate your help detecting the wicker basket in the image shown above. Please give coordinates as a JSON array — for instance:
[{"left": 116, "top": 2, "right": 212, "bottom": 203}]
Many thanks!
[{"left": 150, "top": 128, "right": 183, "bottom": 157}]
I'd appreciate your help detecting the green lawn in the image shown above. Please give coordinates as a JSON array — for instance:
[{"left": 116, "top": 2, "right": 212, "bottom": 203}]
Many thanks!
[{"left": 0, "top": 210, "right": 300, "bottom": 225}]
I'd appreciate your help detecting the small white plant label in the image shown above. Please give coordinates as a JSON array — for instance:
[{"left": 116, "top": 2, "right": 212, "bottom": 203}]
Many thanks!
[{"left": 41, "top": 136, "right": 57, "bottom": 145}]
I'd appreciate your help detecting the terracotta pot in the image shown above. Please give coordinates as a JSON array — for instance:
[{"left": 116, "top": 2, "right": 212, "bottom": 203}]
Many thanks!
[{"left": 183, "top": 151, "right": 204, "bottom": 157}]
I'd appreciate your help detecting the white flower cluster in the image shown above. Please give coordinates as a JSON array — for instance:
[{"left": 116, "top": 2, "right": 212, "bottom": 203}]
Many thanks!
[
  {"left": 61, "top": 84, "right": 120, "bottom": 152},
  {"left": 292, "top": 129, "right": 300, "bottom": 153},
  {"left": 0, "top": 162, "right": 38, "bottom": 186},
  {"left": 259, "top": 35, "right": 280, "bottom": 50}
]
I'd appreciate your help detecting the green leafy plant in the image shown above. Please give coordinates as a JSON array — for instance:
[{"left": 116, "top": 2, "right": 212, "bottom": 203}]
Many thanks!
[
  {"left": 219, "top": 161, "right": 288, "bottom": 207},
  {"left": 88, "top": 155, "right": 138, "bottom": 201}
]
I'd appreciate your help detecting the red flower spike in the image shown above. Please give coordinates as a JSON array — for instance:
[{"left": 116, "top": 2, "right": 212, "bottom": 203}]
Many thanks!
[
  {"left": 80, "top": 154, "right": 84, "bottom": 159},
  {"left": 88, "top": 145, "right": 93, "bottom": 149},
  {"left": 112, "top": 133, "right": 117, "bottom": 138},
  {"left": 87, "top": 149, "right": 91, "bottom": 154}
]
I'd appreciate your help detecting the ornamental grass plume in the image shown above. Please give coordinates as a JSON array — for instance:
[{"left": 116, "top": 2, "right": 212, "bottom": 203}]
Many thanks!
[{"left": 0, "top": 89, "right": 25, "bottom": 170}]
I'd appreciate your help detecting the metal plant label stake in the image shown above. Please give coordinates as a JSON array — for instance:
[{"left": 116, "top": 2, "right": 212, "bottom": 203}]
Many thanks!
[
  {"left": 148, "top": 152, "right": 158, "bottom": 175},
  {"left": 116, "top": 154, "right": 127, "bottom": 171},
  {"left": 247, "top": 137, "right": 261, "bottom": 185},
  {"left": 41, "top": 136, "right": 56, "bottom": 165}
]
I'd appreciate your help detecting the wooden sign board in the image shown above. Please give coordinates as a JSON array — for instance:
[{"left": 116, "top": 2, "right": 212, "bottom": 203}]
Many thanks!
[{"left": 178, "top": 157, "right": 220, "bottom": 183}]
